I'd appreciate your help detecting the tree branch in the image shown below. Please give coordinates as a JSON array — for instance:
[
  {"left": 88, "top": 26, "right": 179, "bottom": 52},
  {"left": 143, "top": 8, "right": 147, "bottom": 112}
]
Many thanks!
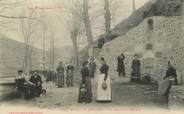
[{"left": 0, "top": 14, "right": 36, "bottom": 19}]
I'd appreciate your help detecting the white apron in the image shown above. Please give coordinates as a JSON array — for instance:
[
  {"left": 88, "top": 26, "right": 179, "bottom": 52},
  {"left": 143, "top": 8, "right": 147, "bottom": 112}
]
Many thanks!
[{"left": 97, "top": 73, "right": 112, "bottom": 101}]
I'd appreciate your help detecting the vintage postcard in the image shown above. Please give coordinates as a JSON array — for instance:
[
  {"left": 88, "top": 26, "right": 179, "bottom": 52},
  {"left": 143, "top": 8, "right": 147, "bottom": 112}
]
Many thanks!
[{"left": 0, "top": 0, "right": 184, "bottom": 114}]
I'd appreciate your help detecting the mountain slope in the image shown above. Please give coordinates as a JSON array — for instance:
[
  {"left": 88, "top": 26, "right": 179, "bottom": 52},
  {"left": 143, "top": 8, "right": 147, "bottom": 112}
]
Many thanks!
[{"left": 0, "top": 37, "right": 44, "bottom": 78}]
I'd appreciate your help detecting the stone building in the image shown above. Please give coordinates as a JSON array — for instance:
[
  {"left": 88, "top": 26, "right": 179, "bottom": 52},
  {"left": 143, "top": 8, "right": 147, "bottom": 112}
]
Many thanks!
[{"left": 99, "top": 16, "right": 184, "bottom": 82}]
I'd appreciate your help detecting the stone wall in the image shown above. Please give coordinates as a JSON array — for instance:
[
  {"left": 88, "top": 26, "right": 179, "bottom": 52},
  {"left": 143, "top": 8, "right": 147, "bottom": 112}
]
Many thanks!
[
  {"left": 169, "top": 85, "right": 184, "bottom": 109},
  {"left": 99, "top": 16, "right": 184, "bottom": 82}
]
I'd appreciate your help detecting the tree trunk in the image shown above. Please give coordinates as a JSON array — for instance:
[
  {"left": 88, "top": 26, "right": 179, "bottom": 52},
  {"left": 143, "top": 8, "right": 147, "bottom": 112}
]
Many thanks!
[
  {"left": 132, "top": 0, "right": 136, "bottom": 13},
  {"left": 83, "top": 0, "right": 94, "bottom": 57},
  {"left": 29, "top": 46, "right": 33, "bottom": 72},
  {"left": 42, "top": 24, "right": 46, "bottom": 73},
  {"left": 71, "top": 31, "right": 79, "bottom": 77},
  {"left": 51, "top": 31, "right": 55, "bottom": 71},
  {"left": 104, "top": 0, "right": 111, "bottom": 41},
  {"left": 24, "top": 39, "right": 29, "bottom": 75}
]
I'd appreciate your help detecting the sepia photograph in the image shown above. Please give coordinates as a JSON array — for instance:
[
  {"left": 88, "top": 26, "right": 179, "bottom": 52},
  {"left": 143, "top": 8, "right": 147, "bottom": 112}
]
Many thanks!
[{"left": 0, "top": 0, "right": 184, "bottom": 113}]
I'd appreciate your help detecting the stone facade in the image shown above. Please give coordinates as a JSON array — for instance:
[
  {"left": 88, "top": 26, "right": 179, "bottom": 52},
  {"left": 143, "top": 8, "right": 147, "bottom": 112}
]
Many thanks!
[
  {"left": 169, "top": 85, "right": 184, "bottom": 109},
  {"left": 99, "top": 16, "right": 184, "bottom": 82}
]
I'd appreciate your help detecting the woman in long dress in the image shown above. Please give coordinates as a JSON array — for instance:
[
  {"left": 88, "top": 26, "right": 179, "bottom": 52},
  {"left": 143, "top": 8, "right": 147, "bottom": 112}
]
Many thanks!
[
  {"left": 66, "top": 64, "right": 75, "bottom": 87},
  {"left": 117, "top": 53, "right": 125, "bottom": 77},
  {"left": 56, "top": 62, "right": 65, "bottom": 88},
  {"left": 131, "top": 55, "right": 141, "bottom": 82},
  {"left": 78, "top": 61, "right": 92, "bottom": 103},
  {"left": 97, "top": 57, "right": 111, "bottom": 102}
]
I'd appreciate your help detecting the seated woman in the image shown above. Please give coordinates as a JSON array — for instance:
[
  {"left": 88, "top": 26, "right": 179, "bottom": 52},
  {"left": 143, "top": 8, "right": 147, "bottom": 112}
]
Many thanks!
[
  {"left": 78, "top": 61, "right": 92, "bottom": 103},
  {"left": 96, "top": 57, "right": 111, "bottom": 102},
  {"left": 158, "top": 62, "right": 178, "bottom": 97},
  {"left": 163, "top": 61, "right": 178, "bottom": 85},
  {"left": 29, "top": 71, "right": 43, "bottom": 97}
]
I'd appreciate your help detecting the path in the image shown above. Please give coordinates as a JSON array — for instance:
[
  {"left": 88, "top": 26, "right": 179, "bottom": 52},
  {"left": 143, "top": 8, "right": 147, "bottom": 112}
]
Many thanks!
[{"left": 0, "top": 76, "right": 168, "bottom": 110}]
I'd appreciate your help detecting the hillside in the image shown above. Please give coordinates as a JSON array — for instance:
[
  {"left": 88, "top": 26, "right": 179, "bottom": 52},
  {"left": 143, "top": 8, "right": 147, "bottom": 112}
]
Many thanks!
[
  {"left": 0, "top": 37, "right": 46, "bottom": 78},
  {"left": 98, "top": 16, "right": 184, "bottom": 81},
  {"left": 53, "top": 46, "right": 74, "bottom": 66},
  {"left": 0, "top": 36, "right": 75, "bottom": 78}
]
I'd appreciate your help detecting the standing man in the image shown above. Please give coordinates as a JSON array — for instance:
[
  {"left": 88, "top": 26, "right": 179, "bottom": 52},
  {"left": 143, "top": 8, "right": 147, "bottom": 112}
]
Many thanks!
[
  {"left": 117, "top": 53, "right": 126, "bottom": 77},
  {"left": 89, "top": 57, "right": 97, "bottom": 78},
  {"left": 56, "top": 62, "right": 65, "bottom": 88},
  {"left": 66, "top": 64, "right": 75, "bottom": 87}
]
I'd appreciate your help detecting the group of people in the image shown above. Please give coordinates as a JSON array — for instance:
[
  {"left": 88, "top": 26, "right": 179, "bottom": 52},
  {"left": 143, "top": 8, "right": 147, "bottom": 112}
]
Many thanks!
[
  {"left": 117, "top": 53, "right": 178, "bottom": 98},
  {"left": 77, "top": 54, "right": 142, "bottom": 104},
  {"left": 78, "top": 57, "right": 111, "bottom": 103},
  {"left": 15, "top": 52, "right": 178, "bottom": 102},
  {"left": 117, "top": 53, "right": 178, "bottom": 84},
  {"left": 55, "top": 62, "right": 75, "bottom": 88},
  {"left": 15, "top": 70, "right": 44, "bottom": 99},
  {"left": 117, "top": 53, "right": 141, "bottom": 82}
]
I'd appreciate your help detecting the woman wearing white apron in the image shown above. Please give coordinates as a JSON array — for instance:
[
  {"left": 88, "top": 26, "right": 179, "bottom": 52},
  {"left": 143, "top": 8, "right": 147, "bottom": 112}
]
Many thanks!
[{"left": 97, "top": 57, "right": 111, "bottom": 102}]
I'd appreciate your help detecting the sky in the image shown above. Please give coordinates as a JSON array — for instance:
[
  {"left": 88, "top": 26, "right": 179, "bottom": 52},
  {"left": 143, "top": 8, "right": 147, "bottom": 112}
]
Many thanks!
[{"left": 0, "top": 0, "right": 150, "bottom": 49}]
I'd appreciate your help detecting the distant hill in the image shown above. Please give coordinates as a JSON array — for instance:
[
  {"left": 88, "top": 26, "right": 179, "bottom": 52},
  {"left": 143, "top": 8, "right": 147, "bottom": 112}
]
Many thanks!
[
  {"left": 0, "top": 36, "right": 75, "bottom": 78},
  {"left": 0, "top": 36, "right": 45, "bottom": 78},
  {"left": 53, "top": 46, "right": 74, "bottom": 66}
]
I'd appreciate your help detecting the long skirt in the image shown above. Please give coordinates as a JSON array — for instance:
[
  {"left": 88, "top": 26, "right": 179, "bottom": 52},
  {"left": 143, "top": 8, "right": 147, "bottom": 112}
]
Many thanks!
[
  {"left": 131, "top": 67, "right": 141, "bottom": 81},
  {"left": 66, "top": 71, "right": 74, "bottom": 87},
  {"left": 89, "top": 69, "right": 95, "bottom": 78},
  {"left": 97, "top": 74, "right": 112, "bottom": 101},
  {"left": 78, "top": 77, "right": 92, "bottom": 103},
  {"left": 56, "top": 73, "right": 64, "bottom": 87}
]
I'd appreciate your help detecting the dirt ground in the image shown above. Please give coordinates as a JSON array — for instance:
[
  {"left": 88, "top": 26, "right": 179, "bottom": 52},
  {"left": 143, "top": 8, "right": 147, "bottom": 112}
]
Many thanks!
[{"left": 0, "top": 76, "right": 168, "bottom": 111}]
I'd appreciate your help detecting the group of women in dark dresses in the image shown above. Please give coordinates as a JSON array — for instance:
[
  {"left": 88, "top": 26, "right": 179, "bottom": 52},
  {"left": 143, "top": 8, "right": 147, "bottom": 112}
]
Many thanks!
[
  {"left": 117, "top": 53, "right": 141, "bottom": 82},
  {"left": 78, "top": 54, "right": 141, "bottom": 104},
  {"left": 78, "top": 57, "right": 111, "bottom": 103}
]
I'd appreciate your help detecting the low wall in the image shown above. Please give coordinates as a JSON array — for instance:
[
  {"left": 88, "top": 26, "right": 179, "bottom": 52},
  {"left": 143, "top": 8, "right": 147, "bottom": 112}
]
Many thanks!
[{"left": 168, "top": 85, "right": 184, "bottom": 109}]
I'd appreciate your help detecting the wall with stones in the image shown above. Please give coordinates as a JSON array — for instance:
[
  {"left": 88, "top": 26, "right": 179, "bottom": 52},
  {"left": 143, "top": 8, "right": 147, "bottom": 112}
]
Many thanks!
[{"left": 98, "top": 16, "right": 184, "bottom": 82}]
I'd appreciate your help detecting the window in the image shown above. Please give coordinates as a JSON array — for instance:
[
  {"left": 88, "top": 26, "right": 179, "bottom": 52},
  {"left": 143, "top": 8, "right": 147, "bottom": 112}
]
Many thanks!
[
  {"left": 137, "top": 53, "right": 143, "bottom": 58},
  {"left": 146, "top": 43, "right": 153, "bottom": 50},
  {"left": 156, "top": 51, "right": 163, "bottom": 58},
  {"left": 147, "top": 19, "right": 153, "bottom": 30}
]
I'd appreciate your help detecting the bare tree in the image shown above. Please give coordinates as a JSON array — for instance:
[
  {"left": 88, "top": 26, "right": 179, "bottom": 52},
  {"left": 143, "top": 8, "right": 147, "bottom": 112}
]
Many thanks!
[
  {"left": 104, "top": 0, "right": 111, "bottom": 41},
  {"left": 86, "top": 0, "right": 122, "bottom": 41},
  {"left": 41, "top": 10, "right": 46, "bottom": 72},
  {"left": 0, "top": 0, "right": 35, "bottom": 19},
  {"left": 58, "top": 0, "right": 84, "bottom": 76},
  {"left": 48, "top": 24, "right": 55, "bottom": 72},
  {"left": 38, "top": 10, "right": 50, "bottom": 72},
  {"left": 132, "top": 0, "right": 136, "bottom": 13},
  {"left": 0, "top": 0, "right": 36, "bottom": 32},
  {"left": 20, "top": 8, "right": 39, "bottom": 75},
  {"left": 83, "top": 0, "right": 94, "bottom": 56}
]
